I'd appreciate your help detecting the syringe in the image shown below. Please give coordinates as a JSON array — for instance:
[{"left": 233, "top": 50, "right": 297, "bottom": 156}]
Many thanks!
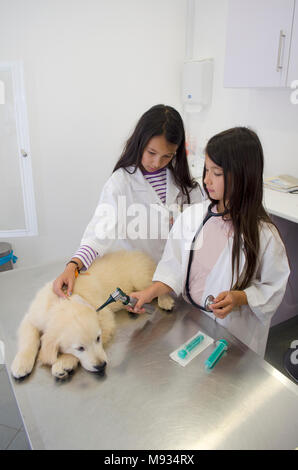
[
  {"left": 205, "top": 339, "right": 228, "bottom": 369},
  {"left": 178, "top": 334, "right": 205, "bottom": 359}
]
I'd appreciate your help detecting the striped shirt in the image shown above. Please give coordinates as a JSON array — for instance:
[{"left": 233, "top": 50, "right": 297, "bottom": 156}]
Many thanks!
[
  {"left": 73, "top": 245, "right": 98, "bottom": 271},
  {"left": 142, "top": 167, "right": 167, "bottom": 204},
  {"left": 73, "top": 167, "right": 168, "bottom": 270}
]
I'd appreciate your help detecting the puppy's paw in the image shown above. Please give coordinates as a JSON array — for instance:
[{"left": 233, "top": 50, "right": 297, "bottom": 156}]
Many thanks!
[
  {"left": 11, "top": 352, "right": 35, "bottom": 379},
  {"left": 52, "top": 355, "right": 79, "bottom": 380},
  {"left": 158, "top": 294, "right": 175, "bottom": 311}
]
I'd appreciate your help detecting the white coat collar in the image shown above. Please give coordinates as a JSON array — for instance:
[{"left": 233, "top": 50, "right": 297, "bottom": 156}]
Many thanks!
[
  {"left": 166, "top": 168, "right": 180, "bottom": 205},
  {"left": 126, "top": 166, "right": 180, "bottom": 205}
]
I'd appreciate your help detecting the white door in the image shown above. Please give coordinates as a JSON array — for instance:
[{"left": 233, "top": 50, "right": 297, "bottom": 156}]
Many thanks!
[
  {"left": 224, "top": 0, "right": 295, "bottom": 87},
  {"left": 0, "top": 63, "right": 37, "bottom": 237}
]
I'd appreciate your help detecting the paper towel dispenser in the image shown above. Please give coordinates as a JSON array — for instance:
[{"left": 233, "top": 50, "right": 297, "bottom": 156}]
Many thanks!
[{"left": 182, "top": 59, "right": 213, "bottom": 112}]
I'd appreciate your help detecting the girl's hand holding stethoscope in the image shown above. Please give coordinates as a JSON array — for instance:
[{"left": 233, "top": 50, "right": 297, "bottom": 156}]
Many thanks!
[{"left": 210, "top": 290, "right": 248, "bottom": 319}]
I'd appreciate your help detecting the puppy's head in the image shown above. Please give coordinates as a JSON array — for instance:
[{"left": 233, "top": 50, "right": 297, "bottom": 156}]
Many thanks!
[{"left": 40, "top": 295, "right": 107, "bottom": 374}]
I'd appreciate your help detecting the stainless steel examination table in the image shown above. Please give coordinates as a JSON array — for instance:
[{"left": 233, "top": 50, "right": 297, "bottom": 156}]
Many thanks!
[{"left": 0, "top": 262, "right": 297, "bottom": 450}]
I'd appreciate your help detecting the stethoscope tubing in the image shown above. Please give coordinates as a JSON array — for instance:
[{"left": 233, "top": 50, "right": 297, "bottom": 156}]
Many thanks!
[{"left": 185, "top": 203, "right": 228, "bottom": 313}]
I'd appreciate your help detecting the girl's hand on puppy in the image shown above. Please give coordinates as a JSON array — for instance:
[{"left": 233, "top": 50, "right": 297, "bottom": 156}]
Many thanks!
[
  {"left": 53, "top": 265, "right": 77, "bottom": 299},
  {"left": 210, "top": 290, "right": 248, "bottom": 319}
]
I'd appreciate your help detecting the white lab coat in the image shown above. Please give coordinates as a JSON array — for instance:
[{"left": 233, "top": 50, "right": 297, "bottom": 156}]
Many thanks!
[
  {"left": 153, "top": 200, "right": 290, "bottom": 357},
  {"left": 81, "top": 166, "right": 204, "bottom": 263}
]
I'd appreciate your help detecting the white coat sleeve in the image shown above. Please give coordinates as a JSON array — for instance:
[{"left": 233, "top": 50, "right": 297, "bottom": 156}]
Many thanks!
[
  {"left": 80, "top": 174, "right": 124, "bottom": 256},
  {"left": 243, "top": 224, "right": 290, "bottom": 325}
]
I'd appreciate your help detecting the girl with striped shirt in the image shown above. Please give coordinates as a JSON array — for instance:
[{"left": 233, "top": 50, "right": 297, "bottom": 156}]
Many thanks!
[{"left": 53, "top": 104, "right": 203, "bottom": 298}]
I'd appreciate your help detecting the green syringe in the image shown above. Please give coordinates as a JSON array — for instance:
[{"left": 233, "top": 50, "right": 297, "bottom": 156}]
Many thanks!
[
  {"left": 205, "top": 339, "right": 228, "bottom": 369},
  {"left": 178, "top": 334, "right": 205, "bottom": 359}
]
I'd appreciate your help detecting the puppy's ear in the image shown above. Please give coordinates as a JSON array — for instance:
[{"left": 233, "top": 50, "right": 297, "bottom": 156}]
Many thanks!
[
  {"left": 38, "top": 332, "right": 59, "bottom": 365},
  {"left": 98, "top": 307, "right": 116, "bottom": 345}
]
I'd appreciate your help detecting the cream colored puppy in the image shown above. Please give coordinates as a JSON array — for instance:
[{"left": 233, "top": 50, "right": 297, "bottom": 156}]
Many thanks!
[{"left": 11, "top": 250, "right": 174, "bottom": 380}]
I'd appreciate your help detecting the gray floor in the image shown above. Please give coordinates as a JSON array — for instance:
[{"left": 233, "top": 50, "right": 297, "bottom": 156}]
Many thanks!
[
  {"left": 0, "top": 315, "right": 297, "bottom": 450},
  {"left": 0, "top": 365, "right": 31, "bottom": 450}
]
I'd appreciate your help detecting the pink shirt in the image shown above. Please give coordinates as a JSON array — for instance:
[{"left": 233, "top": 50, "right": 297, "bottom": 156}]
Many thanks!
[{"left": 188, "top": 206, "right": 233, "bottom": 306}]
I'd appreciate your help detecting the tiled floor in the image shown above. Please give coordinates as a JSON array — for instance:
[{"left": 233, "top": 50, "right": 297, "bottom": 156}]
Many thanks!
[
  {"left": 0, "top": 365, "right": 31, "bottom": 450},
  {"left": 0, "top": 315, "right": 297, "bottom": 450}
]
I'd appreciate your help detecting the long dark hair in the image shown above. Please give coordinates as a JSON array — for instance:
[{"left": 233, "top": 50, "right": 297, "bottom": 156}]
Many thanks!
[
  {"left": 204, "top": 127, "right": 274, "bottom": 290},
  {"left": 113, "top": 104, "right": 198, "bottom": 203}
]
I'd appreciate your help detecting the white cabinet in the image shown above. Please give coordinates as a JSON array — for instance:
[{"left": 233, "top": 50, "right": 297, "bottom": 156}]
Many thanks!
[
  {"left": 224, "top": 0, "right": 296, "bottom": 87},
  {"left": 287, "top": 3, "right": 298, "bottom": 85}
]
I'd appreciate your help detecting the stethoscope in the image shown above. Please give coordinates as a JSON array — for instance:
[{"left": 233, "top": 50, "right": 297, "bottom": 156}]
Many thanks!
[{"left": 185, "top": 203, "right": 228, "bottom": 313}]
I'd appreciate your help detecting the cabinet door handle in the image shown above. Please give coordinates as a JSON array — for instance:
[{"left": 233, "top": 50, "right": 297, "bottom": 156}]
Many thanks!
[{"left": 276, "top": 30, "right": 286, "bottom": 72}]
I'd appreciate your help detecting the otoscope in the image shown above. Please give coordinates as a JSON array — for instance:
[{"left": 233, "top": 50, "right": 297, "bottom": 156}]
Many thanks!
[{"left": 96, "top": 287, "right": 156, "bottom": 314}]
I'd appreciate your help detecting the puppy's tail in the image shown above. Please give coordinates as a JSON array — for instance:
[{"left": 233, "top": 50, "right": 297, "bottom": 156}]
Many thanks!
[{"left": 11, "top": 316, "right": 40, "bottom": 379}]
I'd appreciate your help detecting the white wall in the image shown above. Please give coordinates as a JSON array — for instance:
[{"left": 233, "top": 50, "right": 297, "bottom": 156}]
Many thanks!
[
  {"left": 188, "top": 0, "right": 298, "bottom": 177},
  {"left": 0, "top": 0, "right": 187, "bottom": 269}
]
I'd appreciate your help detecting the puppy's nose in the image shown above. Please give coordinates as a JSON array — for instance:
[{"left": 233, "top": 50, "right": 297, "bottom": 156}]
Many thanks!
[{"left": 94, "top": 361, "right": 107, "bottom": 375}]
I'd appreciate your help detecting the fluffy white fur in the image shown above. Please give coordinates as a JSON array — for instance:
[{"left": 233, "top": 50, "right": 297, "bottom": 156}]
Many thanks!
[{"left": 11, "top": 250, "right": 174, "bottom": 380}]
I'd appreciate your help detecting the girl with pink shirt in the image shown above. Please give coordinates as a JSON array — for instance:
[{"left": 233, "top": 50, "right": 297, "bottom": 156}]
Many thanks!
[{"left": 128, "top": 127, "right": 290, "bottom": 356}]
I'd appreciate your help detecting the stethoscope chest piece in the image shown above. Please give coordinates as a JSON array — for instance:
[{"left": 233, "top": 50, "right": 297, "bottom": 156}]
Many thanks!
[{"left": 204, "top": 295, "right": 215, "bottom": 312}]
